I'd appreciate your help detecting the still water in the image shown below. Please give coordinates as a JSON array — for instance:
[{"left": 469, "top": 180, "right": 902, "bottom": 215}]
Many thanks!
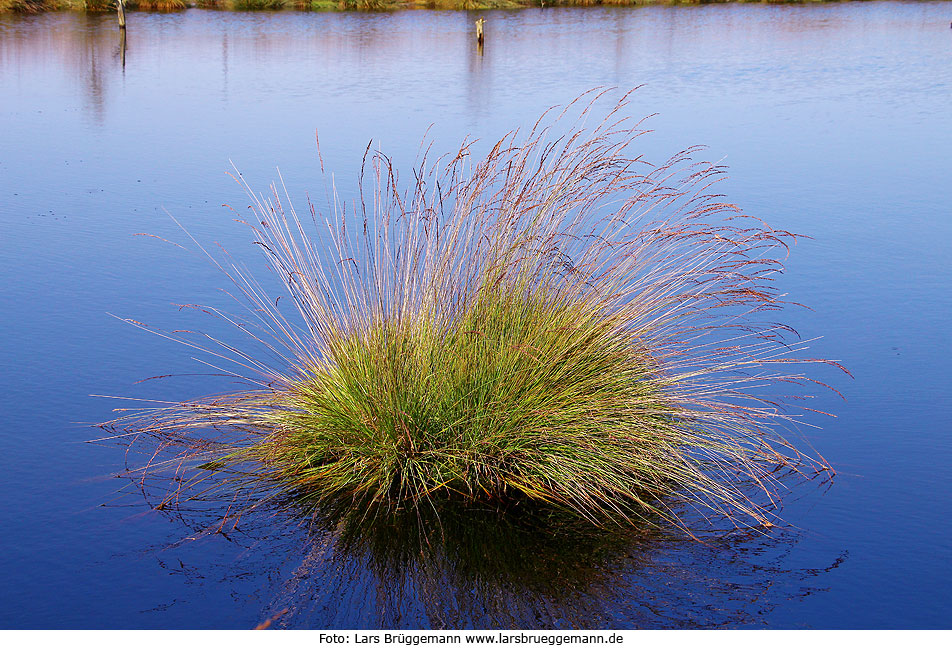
[{"left": 1, "top": 2, "right": 950, "bottom": 629}]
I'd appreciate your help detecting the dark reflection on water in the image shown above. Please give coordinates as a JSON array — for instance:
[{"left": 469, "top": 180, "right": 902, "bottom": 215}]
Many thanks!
[
  {"left": 118, "top": 24, "right": 126, "bottom": 70},
  {"left": 263, "top": 513, "right": 840, "bottom": 629},
  {"left": 123, "top": 489, "right": 845, "bottom": 628}
]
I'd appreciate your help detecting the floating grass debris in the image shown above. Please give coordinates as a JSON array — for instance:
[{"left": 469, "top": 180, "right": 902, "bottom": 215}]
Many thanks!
[{"left": 102, "top": 91, "right": 842, "bottom": 534}]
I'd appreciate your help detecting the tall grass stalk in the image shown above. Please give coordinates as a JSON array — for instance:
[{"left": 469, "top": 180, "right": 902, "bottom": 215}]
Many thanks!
[{"left": 102, "top": 91, "right": 841, "bottom": 534}]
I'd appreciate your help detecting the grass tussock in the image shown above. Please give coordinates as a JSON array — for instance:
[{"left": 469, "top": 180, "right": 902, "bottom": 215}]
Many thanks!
[
  {"left": 104, "top": 91, "right": 841, "bottom": 534},
  {"left": 223, "top": 0, "right": 290, "bottom": 10},
  {"left": 127, "top": 0, "right": 189, "bottom": 10}
]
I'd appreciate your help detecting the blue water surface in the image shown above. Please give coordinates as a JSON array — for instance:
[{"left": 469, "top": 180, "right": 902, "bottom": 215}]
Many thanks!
[{"left": 0, "top": 2, "right": 950, "bottom": 629}]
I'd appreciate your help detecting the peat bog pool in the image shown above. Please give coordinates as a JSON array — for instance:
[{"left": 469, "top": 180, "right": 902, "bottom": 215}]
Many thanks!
[{"left": 1, "top": 2, "right": 951, "bottom": 629}]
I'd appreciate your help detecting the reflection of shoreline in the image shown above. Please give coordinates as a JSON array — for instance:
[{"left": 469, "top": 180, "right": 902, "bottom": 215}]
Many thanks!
[
  {"left": 0, "top": 3, "right": 866, "bottom": 125},
  {"left": 466, "top": 11, "right": 488, "bottom": 118},
  {"left": 0, "top": 13, "right": 124, "bottom": 123}
]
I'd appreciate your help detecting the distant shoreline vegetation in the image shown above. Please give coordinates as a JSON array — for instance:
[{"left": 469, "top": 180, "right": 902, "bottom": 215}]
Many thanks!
[{"left": 0, "top": 0, "right": 894, "bottom": 16}]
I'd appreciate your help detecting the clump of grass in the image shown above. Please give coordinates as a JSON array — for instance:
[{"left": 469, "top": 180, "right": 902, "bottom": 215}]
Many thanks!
[
  {"left": 127, "top": 0, "right": 189, "bottom": 10},
  {"left": 303, "top": 0, "right": 340, "bottom": 10},
  {"left": 104, "top": 90, "right": 841, "bottom": 534},
  {"left": 223, "top": 0, "right": 292, "bottom": 9}
]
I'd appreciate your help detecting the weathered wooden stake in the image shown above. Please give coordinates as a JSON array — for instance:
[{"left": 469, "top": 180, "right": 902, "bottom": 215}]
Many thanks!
[
  {"left": 475, "top": 18, "right": 485, "bottom": 46},
  {"left": 117, "top": 0, "right": 126, "bottom": 30}
]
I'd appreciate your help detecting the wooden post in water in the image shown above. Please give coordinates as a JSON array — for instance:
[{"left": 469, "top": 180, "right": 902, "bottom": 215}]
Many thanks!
[
  {"left": 117, "top": 0, "right": 126, "bottom": 30},
  {"left": 475, "top": 18, "right": 485, "bottom": 46}
]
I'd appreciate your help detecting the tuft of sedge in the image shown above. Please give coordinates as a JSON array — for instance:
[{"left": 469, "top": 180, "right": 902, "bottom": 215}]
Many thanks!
[{"left": 99, "top": 90, "right": 845, "bottom": 536}]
